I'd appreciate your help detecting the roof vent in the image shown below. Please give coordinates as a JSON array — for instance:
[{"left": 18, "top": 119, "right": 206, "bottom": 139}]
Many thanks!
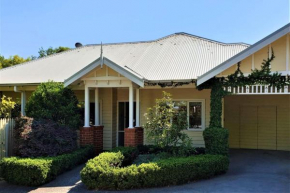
[{"left": 75, "top": 42, "right": 83, "bottom": 48}]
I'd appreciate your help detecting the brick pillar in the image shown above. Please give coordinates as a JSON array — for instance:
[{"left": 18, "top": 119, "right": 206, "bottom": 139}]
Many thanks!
[
  {"left": 135, "top": 127, "right": 144, "bottom": 145},
  {"left": 79, "top": 127, "right": 94, "bottom": 146},
  {"left": 80, "top": 126, "right": 104, "bottom": 155},
  {"left": 93, "top": 126, "right": 104, "bottom": 154},
  {"left": 124, "top": 127, "right": 144, "bottom": 147}
]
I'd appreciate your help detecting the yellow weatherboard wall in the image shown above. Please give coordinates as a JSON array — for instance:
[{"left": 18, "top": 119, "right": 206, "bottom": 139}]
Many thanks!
[
  {"left": 239, "top": 56, "right": 252, "bottom": 73},
  {"left": 221, "top": 34, "right": 288, "bottom": 76},
  {"left": 271, "top": 35, "right": 287, "bottom": 71},
  {"left": 225, "top": 95, "right": 290, "bottom": 151}
]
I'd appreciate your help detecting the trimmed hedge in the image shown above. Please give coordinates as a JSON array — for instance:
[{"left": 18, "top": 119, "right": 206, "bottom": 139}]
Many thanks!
[
  {"left": 0, "top": 146, "right": 94, "bottom": 186},
  {"left": 81, "top": 152, "right": 229, "bottom": 190},
  {"left": 111, "top": 146, "right": 139, "bottom": 166},
  {"left": 111, "top": 145, "right": 201, "bottom": 159},
  {"left": 203, "top": 127, "right": 229, "bottom": 156}
]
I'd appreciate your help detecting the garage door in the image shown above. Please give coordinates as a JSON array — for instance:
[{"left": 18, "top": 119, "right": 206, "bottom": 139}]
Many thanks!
[{"left": 225, "top": 96, "right": 290, "bottom": 151}]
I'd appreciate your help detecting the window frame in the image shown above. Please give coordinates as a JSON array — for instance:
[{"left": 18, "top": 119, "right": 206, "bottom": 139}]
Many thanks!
[{"left": 173, "top": 99, "right": 206, "bottom": 131}]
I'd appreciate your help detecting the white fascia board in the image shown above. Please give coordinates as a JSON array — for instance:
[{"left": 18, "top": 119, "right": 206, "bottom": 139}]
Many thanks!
[
  {"left": 197, "top": 23, "right": 290, "bottom": 86},
  {"left": 103, "top": 57, "right": 144, "bottom": 87},
  {"left": 64, "top": 57, "right": 144, "bottom": 87},
  {"left": 64, "top": 58, "right": 101, "bottom": 87}
]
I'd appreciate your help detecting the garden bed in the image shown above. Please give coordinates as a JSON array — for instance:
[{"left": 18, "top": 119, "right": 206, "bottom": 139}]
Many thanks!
[
  {"left": 0, "top": 145, "right": 94, "bottom": 186},
  {"left": 80, "top": 145, "right": 229, "bottom": 190}
]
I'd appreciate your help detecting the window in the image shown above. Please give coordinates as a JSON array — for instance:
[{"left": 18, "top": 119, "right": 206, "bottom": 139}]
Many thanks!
[
  {"left": 189, "top": 102, "right": 202, "bottom": 129},
  {"left": 173, "top": 100, "right": 205, "bottom": 130}
]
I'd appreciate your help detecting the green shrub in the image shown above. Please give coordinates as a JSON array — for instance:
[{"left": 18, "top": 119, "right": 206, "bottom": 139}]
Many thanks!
[
  {"left": 136, "top": 144, "right": 197, "bottom": 156},
  {"left": 26, "top": 81, "right": 81, "bottom": 129},
  {"left": 0, "top": 146, "right": 94, "bottom": 186},
  {"left": 0, "top": 95, "right": 16, "bottom": 118},
  {"left": 110, "top": 146, "right": 139, "bottom": 166},
  {"left": 137, "top": 144, "right": 163, "bottom": 154},
  {"left": 81, "top": 152, "right": 229, "bottom": 190},
  {"left": 144, "top": 92, "right": 192, "bottom": 148},
  {"left": 133, "top": 152, "right": 171, "bottom": 165},
  {"left": 203, "top": 127, "right": 229, "bottom": 156}
]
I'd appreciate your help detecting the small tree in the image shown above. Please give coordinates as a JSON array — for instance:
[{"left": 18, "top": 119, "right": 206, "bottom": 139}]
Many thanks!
[
  {"left": 144, "top": 91, "right": 191, "bottom": 148},
  {"left": 26, "top": 81, "right": 81, "bottom": 129},
  {"left": 38, "top": 46, "right": 70, "bottom": 58},
  {"left": 0, "top": 95, "right": 16, "bottom": 118}
]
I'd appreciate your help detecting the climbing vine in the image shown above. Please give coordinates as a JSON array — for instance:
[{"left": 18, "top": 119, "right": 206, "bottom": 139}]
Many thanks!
[
  {"left": 208, "top": 83, "right": 227, "bottom": 128},
  {"left": 144, "top": 80, "right": 195, "bottom": 88},
  {"left": 224, "top": 50, "right": 289, "bottom": 89},
  {"left": 198, "top": 49, "right": 290, "bottom": 128}
]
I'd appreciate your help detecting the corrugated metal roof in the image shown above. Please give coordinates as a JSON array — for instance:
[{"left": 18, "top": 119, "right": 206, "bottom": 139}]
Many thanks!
[{"left": 0, "top": 33, "right": 249, "bottom": 85}]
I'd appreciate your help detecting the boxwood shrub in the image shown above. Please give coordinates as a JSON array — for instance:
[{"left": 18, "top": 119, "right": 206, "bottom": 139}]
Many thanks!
[
  {"left": 203, "top": 127, "right": 229, "bottom": 156},
  {"left": 111, "top": 146, "right": 139, "bottom": 166},
  {"left": 0, "top": 146, "right": 94, "bottom": 186},
  {"left": 111, "top": 145, "right": 201, "bottom": 158},
  {"left": 81, "top": 152, "right": 229, "bottom": 190}
]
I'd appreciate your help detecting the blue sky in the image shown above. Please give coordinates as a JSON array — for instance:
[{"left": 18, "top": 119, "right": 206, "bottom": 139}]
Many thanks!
[{"left": 0, "top": 0, "right": 289, "bottom": 58}]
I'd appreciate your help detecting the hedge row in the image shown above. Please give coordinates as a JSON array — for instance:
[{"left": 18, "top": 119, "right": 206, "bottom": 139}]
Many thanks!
[
  {"left": 81, "top": 152, "right": 229, "bottom": 190},
  {"left": 110, "top": 145, "right": 204, "bottom": 166},
  {"left": 0, "top": 146, "right": 94, "bottom": 186}
]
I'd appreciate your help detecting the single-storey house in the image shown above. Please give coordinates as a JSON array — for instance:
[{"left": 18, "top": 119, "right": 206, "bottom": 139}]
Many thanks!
[{"left": 0, "top": 24, "right": 289, "bottom": 151}]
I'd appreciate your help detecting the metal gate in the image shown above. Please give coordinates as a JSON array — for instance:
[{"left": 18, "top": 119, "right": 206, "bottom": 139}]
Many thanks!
[{"left": 0, "top": 118, "right": 15, "bottom": 159}]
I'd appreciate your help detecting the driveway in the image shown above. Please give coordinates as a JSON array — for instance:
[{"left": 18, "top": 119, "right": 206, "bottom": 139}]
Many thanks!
[{"left": 0, "top": 149, "right": 289, "bottom": 193}]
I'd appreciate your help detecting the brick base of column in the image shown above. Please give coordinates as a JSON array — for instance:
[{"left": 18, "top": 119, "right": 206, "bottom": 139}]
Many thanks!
[
  {"left": 135, "top": 127, "right": 144, "bottom": 145},
  {"left": 124, "top": 127, "right": 144, "bottom": 147},
  {"left": 93, "top": 126, "right": 104, "bottom": 154},
  {"left": 80, "top": 127, "right": 94, "bottom": 146},
  {"left": 80, "top": 126, "right": 104, "bottom": 155}
]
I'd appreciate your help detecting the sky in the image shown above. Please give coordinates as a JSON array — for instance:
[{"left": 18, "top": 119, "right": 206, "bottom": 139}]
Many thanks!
[{"left": 0, "top": 0, "right": 289, "bottom": 58}]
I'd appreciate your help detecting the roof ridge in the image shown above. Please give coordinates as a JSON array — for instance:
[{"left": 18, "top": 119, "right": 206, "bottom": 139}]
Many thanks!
[
  {"left": 86, "top": 32, "right": 250, "bottom": 47},
  {"left": 171, "top": 32, "right": 250, "bottom": 46}
]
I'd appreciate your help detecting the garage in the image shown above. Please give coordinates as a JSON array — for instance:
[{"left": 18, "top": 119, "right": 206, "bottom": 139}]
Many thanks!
[{"left": 224, "top": 95, "right": 290, "bottom": 151}]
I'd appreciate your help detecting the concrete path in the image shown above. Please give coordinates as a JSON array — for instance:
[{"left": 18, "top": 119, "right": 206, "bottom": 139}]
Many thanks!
[{"left": 0, "top": 149, "right": 289, "bottom": 193}]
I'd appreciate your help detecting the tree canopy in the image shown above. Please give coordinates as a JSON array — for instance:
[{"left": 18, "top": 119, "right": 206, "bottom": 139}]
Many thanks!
[
  {"left": 0, "top": 46, "right": 70, "bottom": 69},
  {"left": 0, "top": 95, "right": 16, "bottom": 118},
  {"left": 38, "top": 46, "right": 70, "bottom": 58},
  {"left": 0, "top": 55, "right": 32, "bottom": 69}
]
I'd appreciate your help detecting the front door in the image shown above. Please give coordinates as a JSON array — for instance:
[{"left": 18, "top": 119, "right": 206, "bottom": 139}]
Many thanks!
[{"left": 118, "top": 102, "right": 136, "bottom": 146}]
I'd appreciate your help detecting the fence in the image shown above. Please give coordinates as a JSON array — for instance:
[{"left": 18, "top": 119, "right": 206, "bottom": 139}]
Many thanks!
[{"left": 0, "top": 118, "right": 15, "bottom": 159}]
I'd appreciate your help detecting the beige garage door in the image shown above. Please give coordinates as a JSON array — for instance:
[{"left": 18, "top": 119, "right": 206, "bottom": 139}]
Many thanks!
[{"left": 225, "top": 96, "right": 290, "bottom": 151}]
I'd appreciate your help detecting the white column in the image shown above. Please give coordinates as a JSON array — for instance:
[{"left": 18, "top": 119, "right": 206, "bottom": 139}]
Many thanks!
[
  {"left": 21, "top": 92, "right": 26, "bottom": 116},
  {"left": 84, "top": 86, "right": 90, "bottom": 127},
  {"left": 129, "top": 83, "right": 134, "bottom": 128},
  {"left": 286, "top": 34, "right": 289, "bottom": 71},
  {"left": 95, "top": 88, "right": 100, "bottom": 126},
  {"left": 135, "top": 88, "right": 140, "bottom": 127}
]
